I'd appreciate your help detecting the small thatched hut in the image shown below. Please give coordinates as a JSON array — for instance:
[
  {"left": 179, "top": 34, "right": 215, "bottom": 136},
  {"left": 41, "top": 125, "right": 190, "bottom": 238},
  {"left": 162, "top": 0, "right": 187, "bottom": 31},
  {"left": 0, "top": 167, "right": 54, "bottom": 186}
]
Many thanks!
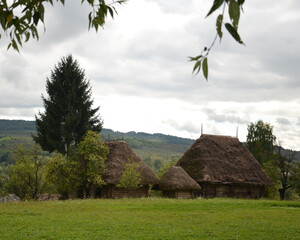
[
  {"left": 159, "top": 166, "right": 201, "bottom": 199},
  {"left": 101, "top": 141, "right": 159, "bottom": 198},
  {"left": 177, "top": 134, "right": 273, "bottom": 199}
]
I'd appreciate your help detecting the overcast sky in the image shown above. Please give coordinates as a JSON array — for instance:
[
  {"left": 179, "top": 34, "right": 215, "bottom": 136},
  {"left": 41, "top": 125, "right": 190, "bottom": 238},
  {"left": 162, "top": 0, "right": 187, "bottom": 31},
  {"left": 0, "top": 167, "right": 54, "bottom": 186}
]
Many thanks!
[{"left": 0, "top": 0, "right": 299, "bottom": 150}]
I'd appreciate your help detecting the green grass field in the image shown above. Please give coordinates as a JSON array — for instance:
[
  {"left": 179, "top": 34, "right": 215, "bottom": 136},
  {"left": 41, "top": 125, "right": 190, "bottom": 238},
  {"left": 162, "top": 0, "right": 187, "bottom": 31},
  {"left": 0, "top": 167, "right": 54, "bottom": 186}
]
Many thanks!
[{"left": 0, "top": 198, "right": 299, "bottom": 240}]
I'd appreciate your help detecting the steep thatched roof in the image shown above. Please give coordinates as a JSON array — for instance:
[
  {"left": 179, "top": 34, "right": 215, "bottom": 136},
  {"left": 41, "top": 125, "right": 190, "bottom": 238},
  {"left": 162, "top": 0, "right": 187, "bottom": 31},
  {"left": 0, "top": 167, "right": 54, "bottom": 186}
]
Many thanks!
[
  {"left": 102, "top": 141, "right": 159, "bottom": 185},
  {"left": 159, "top": 166, "right": 201, "bottom": 191},
  {"left": 177, "top": 134, "right": 273, "bottom": 186}
]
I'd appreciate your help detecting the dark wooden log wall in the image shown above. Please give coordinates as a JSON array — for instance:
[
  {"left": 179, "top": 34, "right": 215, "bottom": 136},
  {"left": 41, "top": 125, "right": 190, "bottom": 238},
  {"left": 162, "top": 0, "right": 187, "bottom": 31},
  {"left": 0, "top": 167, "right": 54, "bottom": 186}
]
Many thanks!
[
  {"left": 162, "top": 190, "right": 194, "bottom": 199},
  {"left": 200, "top": 183, "right": 265, "bottom": 199}
]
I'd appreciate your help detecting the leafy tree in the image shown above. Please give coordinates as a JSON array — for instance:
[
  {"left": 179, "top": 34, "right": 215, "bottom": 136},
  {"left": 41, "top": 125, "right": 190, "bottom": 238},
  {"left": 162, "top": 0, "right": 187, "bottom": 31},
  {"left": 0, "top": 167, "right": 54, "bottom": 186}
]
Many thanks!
[
  {"left": 246, "top": 120, "right": 276, "bottom": 165},
  {"left": 33, "top": 55, "right": 102, "bottom": 156},
  {"left": 46, "top": 131, "right": 108, "bottom": 198},
  {"left": 263, "top": 146, "right": 298, "bottom": 200},
  {"left": 75, "top": 130, "right": 108, "bottom": 198},
  {"left": 117, "top": 156, "right": 141, "bottom": 195},
  {"left": 45, "top": 153, "right": 76, "bottom": 199},
  {"left": 291, "top": 162, "right": 300, "bottom": 197},
  {"left": 0, "top": 165, "right": 8, "bottom": 196},
  {"left": 0, "top": 0, "right": 126, "bottom": 51},
  {"left": 275, "top": 146, "right": 296, "bottom": 200},
  {"left": 262, "top": 160, "right": 281, "bottom": 199},
  {"left": 4, "top": 145, "right": 49, "bottom": 200}
]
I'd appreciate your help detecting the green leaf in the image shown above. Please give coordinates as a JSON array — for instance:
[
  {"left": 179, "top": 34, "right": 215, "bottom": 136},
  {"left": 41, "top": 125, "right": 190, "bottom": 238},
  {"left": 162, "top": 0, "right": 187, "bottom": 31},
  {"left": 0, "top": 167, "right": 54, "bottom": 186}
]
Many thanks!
[
  {"left": 12, "top": 39, "right": 19, "bottom": 52},
  {"left": 225, "top": 23, "right": 244, "bottom": 44},
  {"left": 107, "top": 6, "right": 114, "bottom": 19},
  {"left": 88, "top": 12, "right": 92, "bottom": 29},
  {"left": 7, "top": 13, "right": 13, "bottom": 23},
  {"left": 237, "top": 0, "right": 245, "bottom": 5},
  {"left": 216, "top": 14, "right": 223, "bottom": 39},
  {"left": 192, "top": 60, "right": 201, "bottom": 75},
  {"left": 229, "top": 0, "right": 240, "bottom": 30},
  {"left": 16, "top": 33, "right": 22, "bottom": 46},
  {"left": 87, "top": 0, "right": 95, "bottom": 5},
  {"left": 202, "top": 58, "right": 208, "bottom": 80},
  {"left": 189, "top": 55, "right": 202, "bottom": 62},
  {"left": 33, "top": 12, "right": 40, "bottom": 26},
  {"left": 38, "top": 4, "right": 45, "bottom": 22},
  {"left": 206, "top": 0, "right": 224, "bottom": 18},
  {"left": 25, "top": 32, "right": 30, "bottom": 42},
  {"left": 100, "top": 3, "right": 108, "bottom": 16},
  {"left": 7, "top": 43, "right": 12, "bottom": 50}
]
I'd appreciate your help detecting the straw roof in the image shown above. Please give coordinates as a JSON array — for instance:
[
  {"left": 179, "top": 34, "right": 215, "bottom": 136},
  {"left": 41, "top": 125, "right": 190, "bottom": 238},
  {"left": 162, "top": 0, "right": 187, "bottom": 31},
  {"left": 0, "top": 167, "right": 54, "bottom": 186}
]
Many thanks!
[
  {"left": 102, "top": 141, "right": 159, "bottom": 185},
  {"left": 177, "top": 134, "right": 273, "bottom": 186},
  {"left": 159, "top": 166, "right": 201, "bottom": 191}
]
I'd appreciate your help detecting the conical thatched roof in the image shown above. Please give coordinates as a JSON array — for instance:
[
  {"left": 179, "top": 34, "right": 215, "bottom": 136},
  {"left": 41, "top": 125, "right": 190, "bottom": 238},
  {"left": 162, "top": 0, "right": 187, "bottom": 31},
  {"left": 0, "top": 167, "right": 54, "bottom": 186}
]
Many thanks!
[
  {"left": 102, "top": 141, "right": 159, "bottom": 185},
  {"left": 177, "top": 134, "right": 273, "bottom": 186},
  {"left": 159, "top": 166, "right": 201, "bottom": 191}
]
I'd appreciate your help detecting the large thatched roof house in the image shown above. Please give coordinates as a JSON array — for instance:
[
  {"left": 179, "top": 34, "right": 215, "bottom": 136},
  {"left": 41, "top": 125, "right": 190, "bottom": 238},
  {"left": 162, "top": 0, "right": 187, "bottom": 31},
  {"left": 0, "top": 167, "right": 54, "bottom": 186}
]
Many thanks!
[
  {"left": 177, "top": 134, "right": 273, "bottom": 198},
  {"left": 101, "top": 141, "right": 159, "bottom": 198},
  {"left": 159, "top": 166, "right": 201, "bottom": 199}
]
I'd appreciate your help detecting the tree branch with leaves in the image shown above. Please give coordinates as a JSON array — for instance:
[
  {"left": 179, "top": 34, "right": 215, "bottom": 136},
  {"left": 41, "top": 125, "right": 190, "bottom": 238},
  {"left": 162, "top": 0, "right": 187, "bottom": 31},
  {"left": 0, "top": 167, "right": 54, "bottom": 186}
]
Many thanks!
[
  {"left": 190, "top": 0, "right": 245, "bottom": 80},
  {"left": 0, "top": 0, "right": 126, "bottom": 51}
]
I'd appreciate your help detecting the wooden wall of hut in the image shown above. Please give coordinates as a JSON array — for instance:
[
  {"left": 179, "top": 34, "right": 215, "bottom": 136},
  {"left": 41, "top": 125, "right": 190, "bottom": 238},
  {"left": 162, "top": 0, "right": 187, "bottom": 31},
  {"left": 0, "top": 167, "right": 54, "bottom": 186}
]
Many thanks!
[
  {"left": 162, "top": 190, "right": 195, "bottom": 199},
  {"left": 200, "top": 183, "right": 265, "bottom": 199},
  {"left": 101, "top": 185, "right": 149, "bottom": 198}
]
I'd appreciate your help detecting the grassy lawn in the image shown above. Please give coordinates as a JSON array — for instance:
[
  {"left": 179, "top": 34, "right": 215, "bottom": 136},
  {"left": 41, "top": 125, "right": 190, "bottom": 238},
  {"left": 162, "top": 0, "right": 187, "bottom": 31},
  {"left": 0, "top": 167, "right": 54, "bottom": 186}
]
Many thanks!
[{"left": 0, "top": 198, "right": 299, "bottom": 240}]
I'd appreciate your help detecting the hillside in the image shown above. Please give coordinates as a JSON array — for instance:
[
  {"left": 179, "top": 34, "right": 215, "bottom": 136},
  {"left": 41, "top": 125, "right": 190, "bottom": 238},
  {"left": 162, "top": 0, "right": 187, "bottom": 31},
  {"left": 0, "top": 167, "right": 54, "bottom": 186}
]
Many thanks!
[
  {"left": 0, "top": 119, "right": 299, "bottom": 172},
  {"left": 0, "top": 120, "right": 194, "bottom": 172}
]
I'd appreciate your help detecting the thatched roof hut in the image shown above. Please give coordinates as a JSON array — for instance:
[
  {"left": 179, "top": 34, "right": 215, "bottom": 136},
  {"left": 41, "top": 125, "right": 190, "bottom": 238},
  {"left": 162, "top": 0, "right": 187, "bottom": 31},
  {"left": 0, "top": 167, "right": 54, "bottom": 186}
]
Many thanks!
[
  {"left": 100, "top": 141, "right": 159, "bottom": 198},
  {"left": 177, "top": 134, "right": 273, "bottom": 198},
  {"left": 159, "top": 166, "right": 201, "bottom": 199},
  {"left": 160, "top": 166, "right": 201, "bottom": 191},
  {"left": 103, "top": 140, "right": 159, "bottom": 185}
]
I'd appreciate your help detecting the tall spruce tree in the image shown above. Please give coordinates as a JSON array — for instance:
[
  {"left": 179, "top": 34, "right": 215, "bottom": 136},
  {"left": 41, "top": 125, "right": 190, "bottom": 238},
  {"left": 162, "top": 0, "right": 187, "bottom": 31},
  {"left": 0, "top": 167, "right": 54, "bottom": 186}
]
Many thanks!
[{"left": 33, "top": 55, "right": 102, "bottom": 156}]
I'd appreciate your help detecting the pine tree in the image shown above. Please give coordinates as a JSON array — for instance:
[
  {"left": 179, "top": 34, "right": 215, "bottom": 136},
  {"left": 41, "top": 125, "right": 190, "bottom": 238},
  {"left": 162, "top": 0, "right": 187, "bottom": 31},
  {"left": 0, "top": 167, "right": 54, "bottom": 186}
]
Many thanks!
[{"left": 33, "top": 55, "right": 102, "bottom": 156}]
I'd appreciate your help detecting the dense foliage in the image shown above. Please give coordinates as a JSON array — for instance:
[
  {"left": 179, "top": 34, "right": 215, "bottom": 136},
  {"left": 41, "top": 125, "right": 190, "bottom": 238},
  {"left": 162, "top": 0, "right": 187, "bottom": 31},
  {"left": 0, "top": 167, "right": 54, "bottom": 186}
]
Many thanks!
[
  {"left": 46, "top": 131, "right": 108, "bottom": 199},
  {"left": 117, "top": 156, "right": 141, "bottom": 192},
  {"left": 2, "top": 145, "right": 49, "bottom": 200},
  {"left": 246, "top": 120, "right": 300, "bottom": 200},
  {"left": 33, "top": 55, "right": 102, "bottom": 156},
  {"left": 0, "top": 0, "right": 126, "bottom": 51},
  {"left": 246, "top": 120, "right": 276, "bottom": 165}
]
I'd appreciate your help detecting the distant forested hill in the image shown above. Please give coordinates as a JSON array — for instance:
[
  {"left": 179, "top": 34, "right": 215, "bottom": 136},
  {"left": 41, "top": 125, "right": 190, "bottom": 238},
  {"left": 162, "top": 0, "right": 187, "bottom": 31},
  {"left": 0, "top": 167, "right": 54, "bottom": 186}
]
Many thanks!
[
  {"left": 0, "top": 119, "right": 195, "bottom": 172},
  {"left": 0, "top": 119, "right": 299, "bottom": 173}
]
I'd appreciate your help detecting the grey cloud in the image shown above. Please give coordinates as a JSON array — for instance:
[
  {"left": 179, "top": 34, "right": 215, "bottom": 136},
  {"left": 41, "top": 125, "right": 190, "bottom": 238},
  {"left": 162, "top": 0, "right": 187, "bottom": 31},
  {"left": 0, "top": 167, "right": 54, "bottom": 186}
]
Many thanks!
[
  {"left": 203, "top": 108, "right": 249, "bottom": 125},
  {"left": 44, "top": 2, "right": 90, "bottom": 43},
  {"left": 163, "top": 119, "right": 200, "bottom": 134},
  {"left": 0, "top": 107, "right": 37, "bottom": 119},
  {"left": 276, "top": 118, "right": 290, "bottom": 125},
  {"left": 0, "top": 53, "right": 46, "bottom": 108},
  {"left": 150, "top": 0, "right": 206, "bottom": 14}
]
